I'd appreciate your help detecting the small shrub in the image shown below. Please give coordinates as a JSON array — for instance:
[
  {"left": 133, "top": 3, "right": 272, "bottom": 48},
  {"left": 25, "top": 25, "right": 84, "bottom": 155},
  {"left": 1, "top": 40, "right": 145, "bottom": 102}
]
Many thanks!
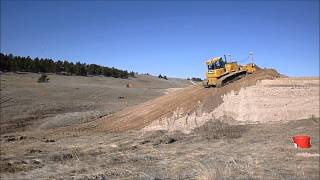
[
  {"left": 158, "top": 74, "right": 168, "bottom": 80},
  {"left": 191, "top": 77, "right": 202, "bottom": 82},
  {"left": 126, "top": 83, "right": 133, "bottom": 88},
  {"left": 38, "top": 74, "right": 49, "bottom": 83}
]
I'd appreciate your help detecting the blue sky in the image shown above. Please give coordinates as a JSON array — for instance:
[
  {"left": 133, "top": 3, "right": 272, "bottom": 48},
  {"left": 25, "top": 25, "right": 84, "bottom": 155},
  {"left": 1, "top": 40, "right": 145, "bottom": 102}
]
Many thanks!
[{"left": 1, "top": 0, "right": 319, "bottom": 78}]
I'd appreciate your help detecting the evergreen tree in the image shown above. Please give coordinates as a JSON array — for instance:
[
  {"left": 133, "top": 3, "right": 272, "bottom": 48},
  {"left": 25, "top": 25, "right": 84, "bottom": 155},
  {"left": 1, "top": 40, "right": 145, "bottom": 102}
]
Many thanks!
[{"left": 0, "top": 53, "right": 134, "bottom": 79}]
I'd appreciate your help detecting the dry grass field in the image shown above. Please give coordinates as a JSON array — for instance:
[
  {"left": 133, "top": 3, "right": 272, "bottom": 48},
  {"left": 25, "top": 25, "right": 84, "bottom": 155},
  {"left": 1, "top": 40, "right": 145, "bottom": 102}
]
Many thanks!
[
  {"left": 0, "top": 71, "right": 319, "bottom": 179},
  {"left": 0, "top": 72, "right": 191, "bottom": 134}
]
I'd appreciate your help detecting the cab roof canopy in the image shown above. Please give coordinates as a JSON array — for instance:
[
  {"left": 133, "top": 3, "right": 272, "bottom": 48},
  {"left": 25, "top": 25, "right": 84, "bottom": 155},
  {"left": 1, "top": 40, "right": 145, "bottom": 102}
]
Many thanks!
[{"left": 206, "top": 57, "right": 222, "bottom": 65}]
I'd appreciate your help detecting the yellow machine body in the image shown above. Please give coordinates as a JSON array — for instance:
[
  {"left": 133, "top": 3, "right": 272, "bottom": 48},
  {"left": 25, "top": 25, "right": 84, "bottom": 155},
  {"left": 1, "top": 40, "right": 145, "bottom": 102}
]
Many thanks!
[
  {"left": 205, "top": 57, "right": 226, "bottom": 86},
  {"left": 205, "top": 56, "right": 257, "bottom": 87},
  {"left": 241, "top": 63, "right": 257, "bottom": 73},
  {"left": 225, "top": 62, "right": 239, "bottom": 73}
]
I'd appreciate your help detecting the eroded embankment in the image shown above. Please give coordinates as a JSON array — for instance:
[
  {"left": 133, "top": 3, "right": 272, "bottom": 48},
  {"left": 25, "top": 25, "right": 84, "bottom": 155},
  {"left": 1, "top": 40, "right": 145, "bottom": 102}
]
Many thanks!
[
  {"left": 144, "top": 77, "right": 320, "bottom": 133},
  {"left": 90, "top": 69, "right": 281, "bottom": 133}
]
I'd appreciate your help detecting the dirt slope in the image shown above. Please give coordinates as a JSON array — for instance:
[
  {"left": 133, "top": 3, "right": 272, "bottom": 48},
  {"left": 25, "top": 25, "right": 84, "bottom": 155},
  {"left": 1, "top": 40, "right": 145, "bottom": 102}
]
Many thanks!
[
  {"left": 145, "top": 77, "right": 319, "bottom": 133},
  {"left": 92, "top": 69, "right": 280, "bottom": 133}
]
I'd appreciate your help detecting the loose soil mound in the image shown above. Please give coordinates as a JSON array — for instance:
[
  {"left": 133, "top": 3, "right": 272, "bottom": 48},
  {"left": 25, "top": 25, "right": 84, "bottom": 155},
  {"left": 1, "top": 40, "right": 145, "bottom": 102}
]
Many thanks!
[{"left": 91, "top": 69, "right": 281, "bottom": 133}]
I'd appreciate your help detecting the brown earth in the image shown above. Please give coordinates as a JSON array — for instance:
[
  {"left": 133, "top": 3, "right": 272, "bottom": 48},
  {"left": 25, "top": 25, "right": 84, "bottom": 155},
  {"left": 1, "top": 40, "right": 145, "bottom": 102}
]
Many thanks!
[
  {"left": 87, "top": 69, "right": 281, "bottom": 133},
  {"left": 144, "top": 76, "right": 319, "bottom": 133}
]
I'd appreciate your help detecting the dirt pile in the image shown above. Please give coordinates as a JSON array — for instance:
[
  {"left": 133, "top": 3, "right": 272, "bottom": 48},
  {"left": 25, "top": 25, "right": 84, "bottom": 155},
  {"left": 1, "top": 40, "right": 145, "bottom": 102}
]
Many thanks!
[
  {"left": 93, "top": 69, "right": 281, "bottom": 133},
  {"left": 144, "top": 76, "right": 319, "bottom": 133}
]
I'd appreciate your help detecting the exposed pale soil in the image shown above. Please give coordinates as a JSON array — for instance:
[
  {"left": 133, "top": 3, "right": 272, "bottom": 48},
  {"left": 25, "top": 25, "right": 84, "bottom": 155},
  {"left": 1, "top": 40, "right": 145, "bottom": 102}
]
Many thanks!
[
  {"left": 145, "top": 78, "right": 319, "bottom": 133},
  {"left": 89, "top": 69, "right": 282, "bottom": 133}
]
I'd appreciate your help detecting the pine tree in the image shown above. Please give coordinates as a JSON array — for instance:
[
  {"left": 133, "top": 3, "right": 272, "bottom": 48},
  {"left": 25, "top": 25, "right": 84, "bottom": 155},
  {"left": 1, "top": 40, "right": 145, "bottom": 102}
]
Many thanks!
[{"left": 0, "top": 53, "right": 132, "bottom": 79}]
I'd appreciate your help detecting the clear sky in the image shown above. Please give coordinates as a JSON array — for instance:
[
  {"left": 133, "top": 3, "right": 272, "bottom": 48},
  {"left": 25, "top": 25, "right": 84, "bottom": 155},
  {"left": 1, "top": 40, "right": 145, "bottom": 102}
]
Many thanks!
[{"left": 1, "top": 0, "right": 319, "bottom": 78}]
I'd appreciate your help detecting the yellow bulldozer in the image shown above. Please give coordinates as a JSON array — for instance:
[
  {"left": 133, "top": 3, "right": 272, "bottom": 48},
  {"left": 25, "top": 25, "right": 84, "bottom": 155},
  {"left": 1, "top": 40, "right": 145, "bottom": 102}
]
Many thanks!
[{"left": 204, "top": 54, "right": 256, "bottom": 87}]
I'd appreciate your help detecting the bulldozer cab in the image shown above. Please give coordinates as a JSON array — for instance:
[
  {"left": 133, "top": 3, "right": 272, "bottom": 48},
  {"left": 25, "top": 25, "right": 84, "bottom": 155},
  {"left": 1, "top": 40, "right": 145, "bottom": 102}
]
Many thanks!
[{"left": 206, "top": 57, "right": 225, "bottom": 71}]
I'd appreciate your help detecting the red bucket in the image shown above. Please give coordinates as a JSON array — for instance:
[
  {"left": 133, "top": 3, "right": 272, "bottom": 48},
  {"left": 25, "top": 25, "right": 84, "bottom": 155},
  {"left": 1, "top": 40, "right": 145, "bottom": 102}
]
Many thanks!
[{"left": 293, "top": 135, "right": 311, "bottom": 148}]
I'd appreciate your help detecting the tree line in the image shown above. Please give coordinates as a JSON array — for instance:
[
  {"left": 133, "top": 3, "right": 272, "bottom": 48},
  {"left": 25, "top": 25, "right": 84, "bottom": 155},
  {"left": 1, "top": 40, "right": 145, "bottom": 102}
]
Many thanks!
[
  {"left": 0, "top": 53, "right": 135, "bottom": 78},
  {"left": 158, "top": 74, "right": 168, "bottom": 80}
]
